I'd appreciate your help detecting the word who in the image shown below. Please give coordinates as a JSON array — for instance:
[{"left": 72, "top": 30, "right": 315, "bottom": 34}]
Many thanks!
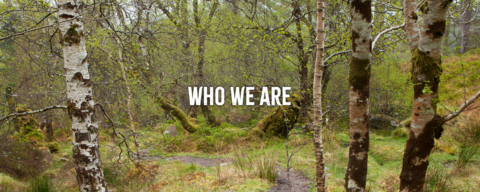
[{"left": 188, "top": 87, "right": 291, "bottom": 106}]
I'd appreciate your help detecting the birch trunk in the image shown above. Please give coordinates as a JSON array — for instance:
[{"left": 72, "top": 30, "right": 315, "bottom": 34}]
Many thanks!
[
  {"left": 59, "top": 1, "right": 107, "bottom": 191},
  {"left": 345, "top": 0, "right": 372, "bottom": 191},
  {"left": 399, "top": 0, "right": 451, "bottom": 191},
  {"left": 313, "top": 0, "right": 326, "bottom": 190}
]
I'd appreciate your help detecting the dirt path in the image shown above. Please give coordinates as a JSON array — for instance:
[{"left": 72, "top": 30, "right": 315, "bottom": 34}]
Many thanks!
[
  {"left": 159, "top": 155, "right": 312, "bottom": 191},
  {"left": 269, "top": 166, "right": 312, "bottom": 192},
  {"left": 165, "top": 156, "right": 230, "bottom": 167}
]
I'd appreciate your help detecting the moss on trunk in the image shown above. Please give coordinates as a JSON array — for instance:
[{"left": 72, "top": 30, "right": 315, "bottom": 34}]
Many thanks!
[
  {"left": 200, "top": 105, "right": 220, "bottom": 127},
  {"left": 252, "top": 93, "right": 302, "bottom": 137},
  {"left": 156, "top": 96, "right": 198, "bottom": 133}
]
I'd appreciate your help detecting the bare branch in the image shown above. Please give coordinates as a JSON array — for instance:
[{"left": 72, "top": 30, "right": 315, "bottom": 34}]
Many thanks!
[
  {"left": 324, "top": 50, "right": 352, "bottom": 64},
  {"left": 443, "top": 90, "right": 480, "bottom": 122},
  {"left": 0, "top": 16, "right": 79, "bottom": 41},
  {"left": 0, "top": 105, "right": 67, "bottom": 124},
  {"left": 372, "top": 23, "right": 405, "bottom": 51}
]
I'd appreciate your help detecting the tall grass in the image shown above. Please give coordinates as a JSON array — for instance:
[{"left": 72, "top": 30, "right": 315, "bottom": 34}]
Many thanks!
[
  {"left": 232, "top": 149, "right": 277, "bottom": 183},
  {"left": 28, "top": 176, "right": 51, "bottom": 192},
  {"left": 456, "top": 146, "right": 478, "bottom": 166},
  {"left": 424, "top": 167, "right": 450, "bottom": 192}
]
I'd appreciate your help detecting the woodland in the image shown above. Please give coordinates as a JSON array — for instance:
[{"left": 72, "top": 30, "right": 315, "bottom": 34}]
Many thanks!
[{"left": 0, "top": 0, "right": 480, "bottom": 191}]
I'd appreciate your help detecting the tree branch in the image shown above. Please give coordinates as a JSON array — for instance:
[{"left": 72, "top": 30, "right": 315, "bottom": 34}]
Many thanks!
[
  {"left": 0, "top": 15, "right": 78, "bottom": 41},
  {"left": 372, "top": 23, "right": 405, "bottom": 51},
  {"left": 324, "top": 50, "right": 352, "bottom": 64},
  {"left": 0, "top": 105, "right": 67, "bottom": 124},
  {"left": 443, "top": 90, "right": 480, "bottom": 122}
]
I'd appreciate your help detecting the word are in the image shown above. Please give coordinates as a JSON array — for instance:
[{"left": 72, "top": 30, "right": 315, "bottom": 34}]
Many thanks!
[{"left": 188, "top": 87, "right": 292, "bottom": 106}]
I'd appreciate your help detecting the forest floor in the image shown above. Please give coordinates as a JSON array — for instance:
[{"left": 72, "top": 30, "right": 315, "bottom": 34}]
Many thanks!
[{"left": 2, "top": 116, "right": 479, "bottom": 192}]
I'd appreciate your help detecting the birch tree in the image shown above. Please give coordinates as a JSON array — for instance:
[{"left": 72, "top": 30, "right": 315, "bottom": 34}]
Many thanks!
[
  {"left": 345, "top": 0, "right": 372, "bottom": 191},
  {"left": 59, "top": 1, "right": 107, "bottom": 191},
  {"left": 399, "top": 0, "right": 452, "bottom": 190},
  {"left": 313, "top": 0, "right": 326, "bottom": 190}
]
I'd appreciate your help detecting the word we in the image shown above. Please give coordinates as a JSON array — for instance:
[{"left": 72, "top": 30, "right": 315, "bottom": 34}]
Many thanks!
[{"left": 188, "top": 87, "right": 292, "bottom": 106}]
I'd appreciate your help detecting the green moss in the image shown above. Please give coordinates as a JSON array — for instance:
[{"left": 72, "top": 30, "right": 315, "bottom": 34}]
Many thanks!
[
  {"left": 400, "top": 117, "right": 412, "bottom": 128},
  {"left": 411, "top": 48, "right": 442, "bottom": 111},
  {"left": 63, "top": 24, "right": 82, "bottom": 45},
  {"left": 47, "top": 142, "right": 60, "bottom": 153},
  {"left": 156, "top": 96, "right": 198, "bottom": 133},
  {"left": 252, "top": 93, "right": 301, "bottom": 137},
  {"left": 348, "top": 57, "right": 371, "bottom": 98},
  {"left": 392, "top": 127, "right": 409, "bottom": 138}
]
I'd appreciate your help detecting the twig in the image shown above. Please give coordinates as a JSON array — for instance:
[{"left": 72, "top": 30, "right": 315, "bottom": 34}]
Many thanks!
[
  {"left": 372, "top": 23, "right": 405, "bottom": 51},
  {"left": 0, "top": 105, "right": 67, "bottom": 124},
  {"left": 324, "top": 50, "right": 352, "bottom": 64},
  {"left": 443, "top": 90, "right": 480, "bottom": 122}
]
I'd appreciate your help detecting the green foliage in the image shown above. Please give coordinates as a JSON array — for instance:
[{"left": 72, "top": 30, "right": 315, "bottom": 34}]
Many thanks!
[
  {"left": 440, "top": 48, "right": 480, "bottom": 103},
  {"left": 218, "top": 122, "right": 236, "bottom": 129},
  {"left": 46, "top": 143, "right": 60, "bottom": 153},
  {"left": 103, "top": 166, "right": 122, "bottom": 186},
  {"left": 28, "top": 176, "right": 51, "bottom": 192},
  {"left": 392, "top": 127, "right": 409, "bottom": 138},
  {"left": 424, "top": 167, "right": 450, "bottom": 192},
  {"left": 232, "top": 149, "right": 277, "bottom": 183},
  {"left": 456, "top": 146, "right": 478, "bottom": 166},
  {"left": 451, "top": 116, "right": 480, "bottom": 147},
  {"left": 369, "top": 150, "right": 388, "bottom": 166},
  {"left": 233, "top": 151, "right": 254, "bottom": 178}
]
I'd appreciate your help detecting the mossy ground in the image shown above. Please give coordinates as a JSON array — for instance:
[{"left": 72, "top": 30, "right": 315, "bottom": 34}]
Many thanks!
[{"left": 2, "top": 118, "right": 479, "bottom": 191}]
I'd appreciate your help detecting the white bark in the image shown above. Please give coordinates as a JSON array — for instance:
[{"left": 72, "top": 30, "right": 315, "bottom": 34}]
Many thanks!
[
  {"left": 418, "top": 0, "right": 449, "bottom": 59},
  {"left": 313, "top": 0, "right": 326, "bottom": 190},
  {"left": 59, "top": 1, "right": 107, "bottom": 191}
]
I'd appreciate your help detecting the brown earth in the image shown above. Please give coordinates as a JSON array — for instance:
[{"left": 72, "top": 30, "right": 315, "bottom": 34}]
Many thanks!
[
  {"left": 165, "top": 156, "right": 230, "bottom": 167},
  {"left": 269, "top": 166, "right": 312, "bottom": 192}
]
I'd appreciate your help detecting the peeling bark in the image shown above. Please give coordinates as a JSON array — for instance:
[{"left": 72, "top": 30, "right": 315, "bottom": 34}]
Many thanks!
[
  {"left": 404, "top": 0, "right": 420, "bottom": 51},
  {"left": 313, "top": 0, "right": 326, "bottom": 190},
  {"left": 345, "top": 0, "right": 372, "bottom": 191},
  {"left": 399, "top": 0, "right": 452, "bottom": 191},
  {"left": 59, "top": 1, "right": 107, "bottom": 191}
]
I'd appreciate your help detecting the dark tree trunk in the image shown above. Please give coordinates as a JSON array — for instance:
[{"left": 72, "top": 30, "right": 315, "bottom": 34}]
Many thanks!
[
  {"left": 344, "top": 0, "right": 372, "bottom": 191},
  {"left": 459, "top": 0, "right": 472, "bottom": 54}
]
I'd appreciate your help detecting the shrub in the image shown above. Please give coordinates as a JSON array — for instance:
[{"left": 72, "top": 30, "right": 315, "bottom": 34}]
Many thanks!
[
  {"left": 392, "top": 127, "right": 409, "bottom": 138},
  {"left": 232, "top": 149, "right": 277, "bottom": 183},
  {"left": 233, "top": 151, "right": 254, "bottom": 178},
  {"left": 451, "top": 116, "right": 480, "bottom": 147},
  {"left": 456, "top": 145, "right": 478, "bottom": 166},
  {"left": 0, "top": 138, "right": 49, "bottom": 179},
  {"left": 28, "top": 176, "right": 51, "bottom": 192},
  {"left": 0, "top": 173, "right": 27, "bottom": 191},
  {"left": 47, "top": 143, "right": 60, "bottom": 153}
]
